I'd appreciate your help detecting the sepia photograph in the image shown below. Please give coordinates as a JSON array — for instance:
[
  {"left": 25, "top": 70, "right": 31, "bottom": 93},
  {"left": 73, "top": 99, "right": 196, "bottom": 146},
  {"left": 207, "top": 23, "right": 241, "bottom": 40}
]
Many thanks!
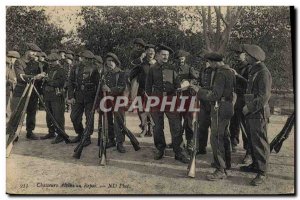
[{"left": 5, "top": 5, "right": 295, "bottom": 195}]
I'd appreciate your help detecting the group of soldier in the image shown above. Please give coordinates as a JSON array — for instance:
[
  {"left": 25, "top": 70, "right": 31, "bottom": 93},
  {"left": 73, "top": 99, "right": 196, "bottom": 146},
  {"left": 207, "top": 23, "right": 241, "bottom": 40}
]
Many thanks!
[{"left": 6, "top": 38, "right": 272, "bottom": 186}]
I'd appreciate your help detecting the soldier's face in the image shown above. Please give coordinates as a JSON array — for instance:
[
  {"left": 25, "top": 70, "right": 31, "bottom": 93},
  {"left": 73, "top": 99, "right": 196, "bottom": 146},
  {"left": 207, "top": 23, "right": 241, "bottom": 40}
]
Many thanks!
[
  {"left": 146, "top": 48, "right": 155, "bottom": 59},
  {"left": 179, "top": 57, "right": 186, "bottom": 65},
  {"left": 205, "top": 61, "right": 210, "bottom": 68},
  {"left": 134, "top": 44, "right": 144, "bottom": 51},
  {"left": 66, "top": 59, "right": 72, "bottom": 64},
  {"left": 239, "top": 53, "right": 246, "bottom": 62},
  {"left": 106, "top": 57, "right": 116, "bottom": 70},
  {"left": 39, "top": 57, "right": 45, "bottom": 62},
  {"left": 60, "top": 52, "right": 66, "bottom": 59},
  {"left": 158, "top": 50, "right": 169, "bottom": 63},
  {"left": 7, "top": 57, "right": 16, "bottom": 64}
]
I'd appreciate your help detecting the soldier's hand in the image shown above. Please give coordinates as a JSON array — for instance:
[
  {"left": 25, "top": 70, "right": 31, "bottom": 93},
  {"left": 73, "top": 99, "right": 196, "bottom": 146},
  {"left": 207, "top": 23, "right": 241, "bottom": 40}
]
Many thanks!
[
  {"left": 34, "top": 72, "right": 46, "bottom": 80},
  {"left": 140, "top": 52, "right": 146, "bottom": 61},
  {"left": 67, "top": 98, "right": 76, "bottom": 105},
  {"left": 242, "top": 106, "right": 249, "bottom": 115},
  {"left": 102, "top": 84, "right": 111, "bottom": 92}
]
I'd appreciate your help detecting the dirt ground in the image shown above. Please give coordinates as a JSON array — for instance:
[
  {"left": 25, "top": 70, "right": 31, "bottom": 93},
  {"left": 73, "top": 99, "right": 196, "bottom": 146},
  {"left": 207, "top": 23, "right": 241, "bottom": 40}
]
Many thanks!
[{"left": 6, "top": 111, "right": 295, "bottom": 195}]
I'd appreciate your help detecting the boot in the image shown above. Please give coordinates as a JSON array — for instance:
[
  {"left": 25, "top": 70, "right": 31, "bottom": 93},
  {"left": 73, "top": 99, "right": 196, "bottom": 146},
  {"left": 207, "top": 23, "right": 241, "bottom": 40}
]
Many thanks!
[
  {"left": 51, "top": 135, "right": 64, "bottom": 144},
  {"left": 145, "top": 124, "right": 153, "bottom": 137},
  {"left": 117, "top": 142, "right": 126, "bottom": 153},
  {"left": 154, "top": 149, "right": 164, "bottom": 160},
  {"left": 175, "top": 152, "right": 190, "bottom": 164},
  {"left": 240, "top": 163, "right": 259, "bottom": 173},
  {"left": 70, "top": 135, "right": 81, "bottom": 143},
  {"left": 250, "top": 173, "right": 267, "bottom": 186},
  {"left": 26, "top": 132, "right": 40, "bottom": 140},
  {"left": 138, "top": 129, "right": 147, "bottom": 138},
  {"left": 106, "top": 139, "right": 116, "bottom": 149},
  {"left": 207, "top": 169, "right": 227, "bottom": 181},
  {"left": 41, "top": 132, "right": 56, "bottom": 140}
]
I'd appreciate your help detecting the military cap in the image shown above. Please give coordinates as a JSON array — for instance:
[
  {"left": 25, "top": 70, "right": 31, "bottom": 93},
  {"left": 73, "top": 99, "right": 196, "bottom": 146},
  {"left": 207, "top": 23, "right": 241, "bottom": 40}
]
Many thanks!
[
  {"left": 105, "top": 52, "right": 121, "bottom": 66},
  {"left": 7, "top": 51, "right": 20, "bottom": 58},
  {"left": 65, "top": 54, "right": 74, "bottom": 60},
  {"left": 243, "top": 44, "right": 266, "bottom": 61},
  {"left": 51, "top": 49, "right": 60, "bottom": 53},
  {"left": 26, "top": 43, "right": 42, "bottom": 52},
  {"left": 145, "top": 44, "right": 155, "bottom": 49},
  {"left": 156, "top": 44, "right": 174, "bottom": 54},
  {"left": 58, "top": 49, "right": 67, "bottom": 53},
  {"left": 204, "top": 52, "right": 223, "bottom": 62},
  {"left": 47, "top": 53, "right": 61, "bottom": 61},
  {"left": 175, "top": 50, "right": 190, "bottom": 58},
  {"left": 133, "top": 38, "right": 146, "bottom": 47},
  {"left": 94, "top": 55, "right": 103, "bottom": 63},
  {"left": 66, "top": 49, "right": 74, "bottom": 55},
  {"left": 81, "top": 50, "right": 95, "bottom": 59},
  {"left": 230, "top": 44, "right": 244, "bottom": 53}
]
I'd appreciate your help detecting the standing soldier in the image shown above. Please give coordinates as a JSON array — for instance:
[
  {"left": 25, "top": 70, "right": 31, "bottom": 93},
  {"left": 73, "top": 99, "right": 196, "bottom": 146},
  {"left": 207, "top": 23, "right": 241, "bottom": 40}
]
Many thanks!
[
  {"left": 102, "top": 53, "right": 127, "bottom": 153},
  {"left": 129, "top": 44, "right": 156, "bottom": 137},
  {"left": 145, "top": 44, "right": 189, "bottom": 164},
  {"left": 191, "top": 52, "right": 235, "bottom": 180},
  {"left": 11, "top": 43, "right": 46, "bottom": 140},
  {"left": 173, "top": 49, "right": 199, "bottom": 154},
  {"left": 6, "top": 51, "right": 20, "bottom": 116},
  {"left": 240, "top": 44, "right": 272, "bottom": 186},
  {"left": 68, "top": 50, "right": 100, "bottom": 146},
  {"left": 130, "top": 38, "right": 146, "bottom": 68},
  {"left": 197, "top": 56, "right": 214, "bottom": 155},
  {"left": 63, "top": 53, "right": 74, "bottom": 112},
  {"left": 37, "top": 52, "right": 48, "bottom": 72},
  {"left": 40, "top": 53, "right": 66, "bottom": 143}
]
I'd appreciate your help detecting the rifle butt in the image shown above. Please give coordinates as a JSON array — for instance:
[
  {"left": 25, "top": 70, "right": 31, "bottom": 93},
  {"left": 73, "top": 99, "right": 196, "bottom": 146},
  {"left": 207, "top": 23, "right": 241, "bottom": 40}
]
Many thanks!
[{"left": 187, "top": 156, "right": 196, "bottom": 178}]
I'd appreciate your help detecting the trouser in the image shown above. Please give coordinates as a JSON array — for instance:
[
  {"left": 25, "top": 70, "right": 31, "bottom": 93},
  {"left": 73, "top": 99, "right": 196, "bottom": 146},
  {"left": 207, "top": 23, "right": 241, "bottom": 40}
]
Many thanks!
[
  {"left": 70, "top": 101, "right": 94, "bottom": 136},
  {"left": 107, "top": 110, "right": 125, "bottom": 143},
  {"left": 11, "top": 92, "right": 38, "bottom": 133},
  {"left": 180, "top": 111, "right": 193, "bottom": 141},
  {"left": 45, "top": 97, "right": 65, "bottom": 134},
  {"left": 138, "top": 111, "right": 153, "bottom": 130},
  {"left": 150, "top": 111, "right": 184, "bottom": 155},
  {"left": 246, "top": 117, "right": 270, "bottom": 174},
  {"left": 198, "top": 108, "right": 211, "bottom": 149},
  {"left": 230, "top": 110, "right": 249, "bottom": 150},
  {"left": 210, "top": 108, "right": 231, "bottom": 171}
]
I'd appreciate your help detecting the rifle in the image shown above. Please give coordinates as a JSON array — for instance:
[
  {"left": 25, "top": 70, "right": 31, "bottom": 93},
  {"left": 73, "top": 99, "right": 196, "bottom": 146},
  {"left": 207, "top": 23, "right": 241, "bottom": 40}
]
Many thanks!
[
  {"left": 73, "top": 79, "right": 102, "bottom": 159},
  {"left": 114, "top": 111, "right": 140, "bottom": 151},
  {"left": 187, "top": 97, "right": 200, "bottom": 178},
  {"left": 270, "top": 112, "right": 295, "bottom": 153},
  {"left": 32, "top": 85, "right": 70, "bottom": 143},
  {"left": 6, "top": 82, "right": 34, "bottom": 157},
  {"left": 99, "top": 91, "right": 108, "bottom": 165}
]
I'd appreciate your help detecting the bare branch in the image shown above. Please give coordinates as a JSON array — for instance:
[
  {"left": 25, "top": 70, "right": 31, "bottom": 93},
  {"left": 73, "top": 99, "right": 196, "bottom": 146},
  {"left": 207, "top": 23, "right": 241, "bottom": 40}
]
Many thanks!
[
  {"left": 201, "top": 6, "right": 212, "bottom": 51},
  {"left": 214, "top": 6, "right": 229, "bottom": 27}
]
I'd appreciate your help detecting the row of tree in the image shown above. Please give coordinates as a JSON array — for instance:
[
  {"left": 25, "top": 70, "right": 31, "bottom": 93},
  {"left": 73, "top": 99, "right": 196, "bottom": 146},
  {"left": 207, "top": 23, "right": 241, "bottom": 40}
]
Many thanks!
[{"left": 6, "top": 6, "right": 293, "bottom": 90}]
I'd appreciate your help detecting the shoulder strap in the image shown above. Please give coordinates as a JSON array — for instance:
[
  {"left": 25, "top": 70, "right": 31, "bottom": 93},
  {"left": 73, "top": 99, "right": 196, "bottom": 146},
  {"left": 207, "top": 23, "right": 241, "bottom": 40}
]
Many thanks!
[
  {"left": 210, "top": 69, "right": 216, "bottom": 87},
  {"left": 247, "top": 69, "right": 267, "bottom": 93}
]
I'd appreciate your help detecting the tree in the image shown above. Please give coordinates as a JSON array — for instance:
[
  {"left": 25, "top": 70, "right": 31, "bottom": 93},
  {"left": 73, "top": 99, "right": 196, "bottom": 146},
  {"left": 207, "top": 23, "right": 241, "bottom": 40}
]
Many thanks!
[{"left": 6, "top": 6, "right": 65, "bottom": 54}]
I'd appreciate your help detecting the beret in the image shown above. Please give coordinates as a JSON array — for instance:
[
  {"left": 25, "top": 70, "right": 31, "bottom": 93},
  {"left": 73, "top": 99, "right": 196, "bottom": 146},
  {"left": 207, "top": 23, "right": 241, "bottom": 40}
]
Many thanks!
[
  {"left": 204, "top": 52, "right": 224, "bottom": 62},
  {"left": 37, "top": 52, "right": 47, "bottom": 57},
  {"left": 7, "top": 51, "right": 20, "bottom": 58},
  {"left": 133, "top": 38, "right": 146, "bottom": 47},
  {"left": 94, "top": 55, "right": 103, "bottom": 63},
  {"left": 26, "top": 43, "right": 42, "bottom": 52},
  {"left": 145, "top": 44, "right": 155, "bottom": 49},
  {"left": 81, "top": 50, "right": 95, "bottom": 59},
  {"left": 175, "top": 49, "right": 190, "bottom": 58},
  {"left": 66, "top": 49, "right": 74, "bottom": 55},
  {"left": 47, "top": 53, "right": 61, "bottom": 61},
  {"left": 51, "top": 49, "right": 60, "bottom": 53},
  {"left": 59, "top": 49, "right": 66, "bottom": 53},
  {"left": 230, "top": 44, "right": 244, "bottom": 53},
  {"left": 105, "top": 52, "right": 121, "bottom": 66},
  {"left": 156, "top": 44, "right": 174, "bottom": 54},
  {"left": 243, "top": 44, "right": 266, "bottom": 61}
]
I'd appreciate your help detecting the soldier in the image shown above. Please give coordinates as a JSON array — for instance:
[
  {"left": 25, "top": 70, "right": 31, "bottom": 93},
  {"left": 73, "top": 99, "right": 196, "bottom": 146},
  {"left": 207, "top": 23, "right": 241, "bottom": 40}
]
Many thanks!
[
  {"left": 197, "top": 56, "right": 214, "bottom": 155},
  {"left": 37, "top": 52, "right": 48, "bottom": 72},
  {"left": 173, "top": 49, "right": 199, "bottom": 154},
  {"left": 240, "top": 44, "right": 272, "bottom": 186},
  {"left": 40, "top": 53, "right": 66, "bottom": 143},
  {"left": 6, "top": 51, "right": 20, "bottom": 117},
  {"left": 228, "top": 45, "right": 252, "bottom": 164},
  {"left": 191, "top": 52, "right": 235, "bottom": 180},
  {"left": 94, "top": 55, "right": 104, "bottom": 72},
  {"left": 11, "top": 43, "right": 46, "bottom": 140},
  {"left": 129, "top": 44, "right": 156, "bottom": 137},
  {"left": 145, "top": 44, "right": 189, "bottom": 164},
  {"left": 130, "top": 38, "right": 146, "bottom": 68},
  {"left": 68, "top": 50, "right": 100, "bottom": 146},
  {"left": 102, "top": 53, "right": 127, "bottom": 153}
]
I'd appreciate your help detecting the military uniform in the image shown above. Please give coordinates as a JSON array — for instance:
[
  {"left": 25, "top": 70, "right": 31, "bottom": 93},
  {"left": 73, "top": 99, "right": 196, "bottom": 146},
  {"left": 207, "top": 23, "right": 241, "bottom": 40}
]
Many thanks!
[
  {"left": 240, "top": 44, "right": 272, "bottom": 186},
  {"left": 11, "top": 43, "right": 43, "bottom": 140},
  {"left": 130, "top": 38, "right": 146, "bottom": 68},
  {"left": 145, "top": 44, "right": 189, "bottom": 163},
  {"left": 195, "top": 53, "right": 235, "bottom": 179},
  {"left": 41, "top": 53, "right": 66, "bottom": 143},
  {"left": 6, "top": 51, "right": 20, "bottom": 109},
  {"left": 68, "top": 50, "right": 100, "bottom": 144}
]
